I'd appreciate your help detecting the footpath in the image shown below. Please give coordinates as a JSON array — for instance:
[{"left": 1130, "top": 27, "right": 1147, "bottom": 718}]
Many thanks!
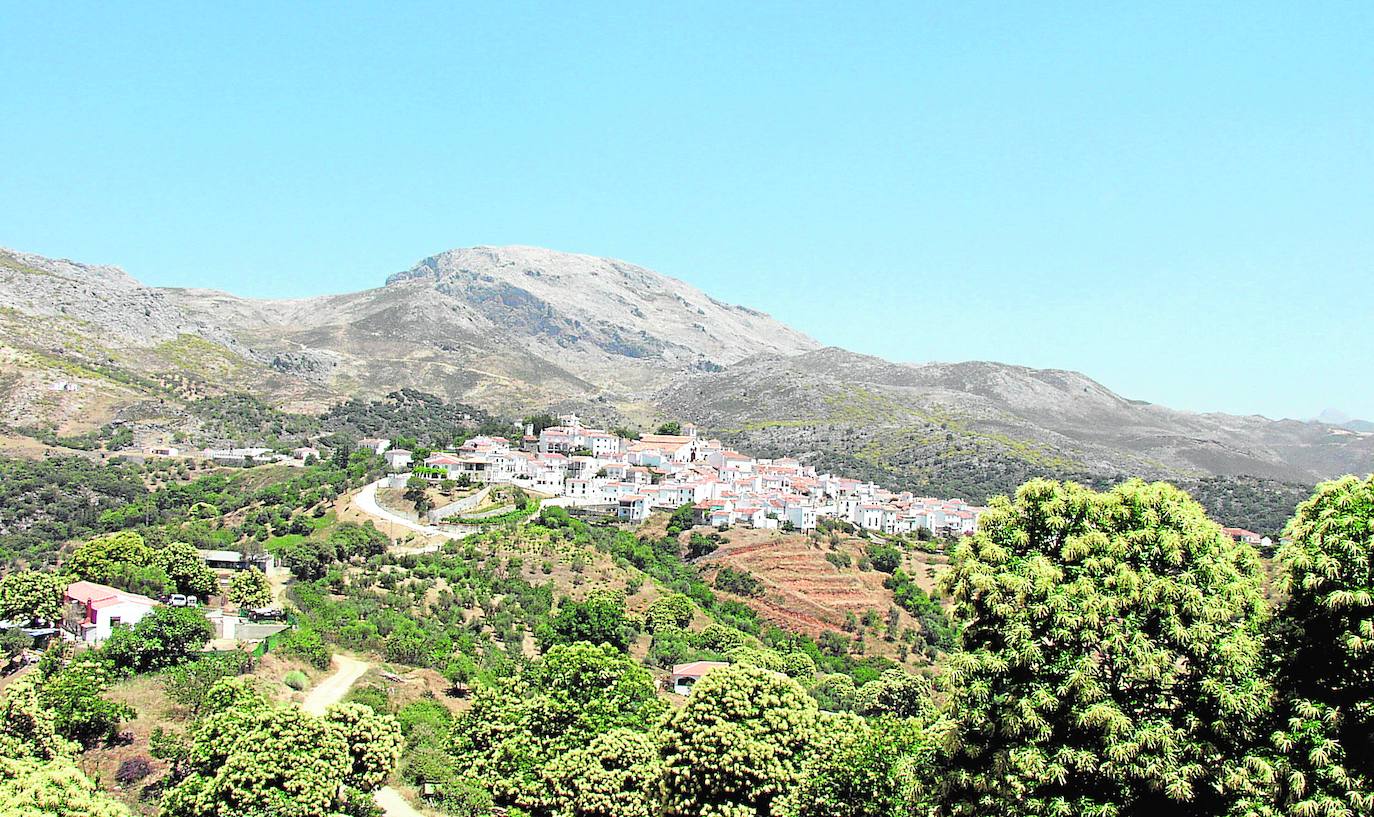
[{"left": 303, "top": 654, "right": 427, "bottom": 817}]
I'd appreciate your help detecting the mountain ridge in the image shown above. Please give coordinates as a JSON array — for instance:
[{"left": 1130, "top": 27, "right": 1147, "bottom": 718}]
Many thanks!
[{"left": 1, "top": 244, "right": 1370, "bottom": 514}]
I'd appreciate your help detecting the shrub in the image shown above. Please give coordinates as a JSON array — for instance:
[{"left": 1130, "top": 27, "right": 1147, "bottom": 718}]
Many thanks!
[
  {"left": 284, "top": 670, "right": 309, "bottom": 691},
  {"left": 347, "top": 684, "right": 391, "bottom": 714},
  {"left": 713, "top": 566, "right": 763, "bottom": 597},
  {"left": 279, "top": 626, "right": 332, "bottom": 670},
  {"left": 115, "top": 756, "right": 153, "bottom": 785}
]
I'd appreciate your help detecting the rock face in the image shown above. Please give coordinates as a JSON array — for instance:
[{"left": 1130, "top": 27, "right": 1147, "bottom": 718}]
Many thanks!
[
  {"left": 157, "top": 245, "right": 816, "bottom": 407},
  {"left": 0, "top": 249, "right": 243, "bottom": 349},
  {"left": 387, "top": 246, "right": 817, "bottom": 369}
]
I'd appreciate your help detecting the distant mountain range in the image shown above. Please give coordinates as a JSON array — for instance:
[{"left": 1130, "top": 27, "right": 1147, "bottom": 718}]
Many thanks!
[
  {"left": 1315, "top": 408, "right": 1374, "bottom": 433},
  {"left": 2, "top": 243, "right": 1370, "bottom": 531}
]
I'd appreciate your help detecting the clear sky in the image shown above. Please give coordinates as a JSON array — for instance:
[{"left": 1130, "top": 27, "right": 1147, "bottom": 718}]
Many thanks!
[{"left": 2, "top": 2, "right": 1371, "bottom": 421}]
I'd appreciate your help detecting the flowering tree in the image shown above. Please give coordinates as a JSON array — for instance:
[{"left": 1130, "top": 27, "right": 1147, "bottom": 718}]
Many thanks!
[{"left": 938, "top": 479, "right": 1272, "bottom": 817}]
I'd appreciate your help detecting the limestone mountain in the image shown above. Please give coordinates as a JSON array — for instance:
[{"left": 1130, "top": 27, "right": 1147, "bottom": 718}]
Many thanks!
[
  {"left": 0, "top": 244, "right": 813, "bottom": 433},
  {"left": 160, "top": 245, "right": 817, "bottom": 408},
  {"left": 1, "top": 243, "right": 1370, "bottom": 533}
]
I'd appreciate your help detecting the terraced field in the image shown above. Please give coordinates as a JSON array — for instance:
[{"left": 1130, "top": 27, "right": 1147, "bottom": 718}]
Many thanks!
[{"left": 696, "top": 527, "right": 951, "bottom": 656}]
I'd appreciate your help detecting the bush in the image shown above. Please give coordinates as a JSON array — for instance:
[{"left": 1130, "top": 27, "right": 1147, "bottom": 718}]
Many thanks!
[
  {"left": 115, "top": 756, "right": 153, "bottom": 785},
  {"left": 348, "top": 684, "right": 391, "bottom": 714},
  {"left": 865, "top": 541, "right": 902, "bottom": 573},
  {"left": 279, "top": 626, "right": 332, "bottom": 670},
  {"left": 713, "top": 566, "right": 763, "bottom": 597},
  {"left": 434, "top": 780, "right": 493, "bottom": 817},
  {"left": 284, "top": 670, "right": 309, "bottom": 691}
]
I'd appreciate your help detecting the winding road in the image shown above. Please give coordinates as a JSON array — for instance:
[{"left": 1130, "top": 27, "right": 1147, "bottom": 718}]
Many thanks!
[
  {"left": 305, "top": 654, "right": 426, "bottom": 817},
  {"left": 352, "top": 479, "right": 448, "bottom": 537}
]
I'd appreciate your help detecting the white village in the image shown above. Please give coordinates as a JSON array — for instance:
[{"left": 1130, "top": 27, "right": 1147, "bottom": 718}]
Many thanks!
[{"left": 396, "top": 414, "right": 987, "bottom": 536}]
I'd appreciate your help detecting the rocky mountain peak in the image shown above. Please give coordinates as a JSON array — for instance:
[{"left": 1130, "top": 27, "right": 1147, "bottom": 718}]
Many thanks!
[{"left": 383, "top": 245, "right": 818, "bottom": 367}]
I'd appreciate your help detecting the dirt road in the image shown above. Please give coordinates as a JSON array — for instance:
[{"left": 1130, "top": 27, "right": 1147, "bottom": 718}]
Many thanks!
[
  {"left": 303, "top": 654, "right": 426, "bottom": 817},
  {"left": 301, "top": 654, "right": 371, "bottom": 715}
]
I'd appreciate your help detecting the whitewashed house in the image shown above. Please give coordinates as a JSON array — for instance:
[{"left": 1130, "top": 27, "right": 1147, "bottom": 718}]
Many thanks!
[
  {"left": 617, "top": 494, "right": 652, "bottom": 523},
  {"left": 357, "top": 438, "right": 391, "bottom": 456},
  {"left": 63, "top": 580, "right": 160, "bottom": 645}
]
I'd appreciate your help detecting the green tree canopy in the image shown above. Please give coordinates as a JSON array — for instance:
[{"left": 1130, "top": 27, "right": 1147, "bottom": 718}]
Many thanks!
[
  {"left": 937, "top": 479, "right": 1273, "bottom": 817},
  {"left": 161, "top": 679, "right": 401, "bottom": 817},
  {"left": 37, "top": 658, "right": 134, "bottom": 748},
  {"left": 539, "top": 590, "right": 637, "bottom": 651},
  {"left": 227, "top": 568, "right": 272, "bottom": 610},
  {"left": 0, "top": 755, "right": 131, "bottom": 817},
  {"left": 152, "top": 542, "right": 218, "bottom": 598},
  {"left": 659, "top": 663, "right": 819, "bottom": 817},
  {"left": 1274, "top": 475, "right": 1374, "bottom": 749},
  {"left": 323, "top": 702, "right": 404, "bottom": 792},
  {"left": 645, "top": 592, "right": 695, "bottom": 633},
  {"left": 64, "top": 531, "right": 151, "bottom": 586},
  {"left": 1244, "top": 474, "right": 1374, "bottom": 816},
  {"left": 0, "top": 571, "right": 65, "bottom": 626},
  {"left": 102, "top": 605, "right": 213, "bottom": 674},
  {"left": 783, "top": 714, "right": 945, "bottom": 817},
  {"left": 543, "top": 727, "right": 661, "bottom": 817},
  {"left": 450, "top": 641, "right": 666, "bottom": 811},
  {"left": 0, "top": 678, "right": 77, "bottom": 761}
]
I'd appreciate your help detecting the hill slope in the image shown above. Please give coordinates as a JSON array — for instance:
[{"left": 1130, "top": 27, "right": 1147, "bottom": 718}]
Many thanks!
[
  {"left": 655, "top": 347, "right": 1372, "bottom": 522},
  {"left": 2, "top": 244, "right": 1370, "bottom": 524}
]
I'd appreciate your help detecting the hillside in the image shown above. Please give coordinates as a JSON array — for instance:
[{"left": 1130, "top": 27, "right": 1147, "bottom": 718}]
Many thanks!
[
  {"left": 2, "top": 244, "right": 1370, "bottom": 530},
  {"left": 655, "top": 347, "right": 1367, "bottom": 530},
  {"left": 161, "top": 245, "right": 817, "bottom": 409}
]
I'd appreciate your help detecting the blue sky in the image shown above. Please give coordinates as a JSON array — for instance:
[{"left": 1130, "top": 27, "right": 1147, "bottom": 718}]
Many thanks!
[{"left": 2, "top": 2, "right": 1371, "bottom": 420}]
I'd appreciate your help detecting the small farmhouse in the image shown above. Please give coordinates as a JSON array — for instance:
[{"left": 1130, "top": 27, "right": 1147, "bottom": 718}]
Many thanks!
[
  {"left": 63, "top": 580, "right": 160, "bottom": 645},
  {"left": 669, "top": 660, "right": 730, "bottom": 695}
]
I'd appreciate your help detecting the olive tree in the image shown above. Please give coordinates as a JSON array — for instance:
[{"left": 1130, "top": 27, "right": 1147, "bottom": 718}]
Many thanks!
[{"left": 938, "top": 479, "right": 1272, "bottom": 817}]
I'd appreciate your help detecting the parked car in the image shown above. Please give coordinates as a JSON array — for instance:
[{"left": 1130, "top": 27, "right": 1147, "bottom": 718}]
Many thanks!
[{"left": 248, "top": 607, "right": 286, "bottom": 622}]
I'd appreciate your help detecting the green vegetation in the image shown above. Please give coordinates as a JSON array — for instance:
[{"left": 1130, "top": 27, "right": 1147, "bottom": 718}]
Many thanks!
[
  {"left": 227, "top": 567, "right": 272, "bottom": 609},
  {"left": 940, "top": 479, "right": 1272, "bottom": 815},
  {"left": 445, "top": 495, "right": 541, "bottom": 526},
  {"left": 4, "top": 396, "right": 1374, "bottom": 817},
  {"left": 0, "top": 455, "right": 147, "bottom": 564},
  {"left": 713, "top": 565, "right": 764, "bottom": 597},
  {"left": 0, "top": 675, "right": 130, "bottom": 816},
  {"left": 102, "top": 605, "right": 215, "bottom": 674},
  {"left": 159, "top": 680, "right": 401, "bottom": 817}
]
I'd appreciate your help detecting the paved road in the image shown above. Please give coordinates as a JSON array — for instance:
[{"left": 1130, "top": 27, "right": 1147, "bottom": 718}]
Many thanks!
[
  {"left": 353, "top": 480, "right": 448, "bottom": 537},
  {"left": 302, "top": 654, "right": 427, "bottom": 817}
]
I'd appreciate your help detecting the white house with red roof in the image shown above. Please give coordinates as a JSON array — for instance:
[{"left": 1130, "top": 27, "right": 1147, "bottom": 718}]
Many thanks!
[
  {"left": 670, "top": 660, "right": 730, "bottom": 695},
  {"left": 63, "top": 580, "right": 160, "bottom": 644},
  {"left": 1222, "top": 527, "right": 1265, "bottom": 546}
]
